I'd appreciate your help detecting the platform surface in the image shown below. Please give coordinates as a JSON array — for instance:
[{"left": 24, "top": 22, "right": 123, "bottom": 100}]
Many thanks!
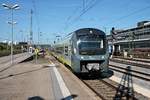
[{"left": 0, "top": 55, "right": 100, "bottom": 100}]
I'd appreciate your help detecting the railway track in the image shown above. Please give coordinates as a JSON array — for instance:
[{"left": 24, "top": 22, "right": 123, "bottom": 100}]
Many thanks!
[
  {"left": 110, "top": 58, "right": 150, "bottom": 69},
  {"left": 82, "top": 70, "right": 148, "bottom": 99},
  {"left": 109, "top": 64, "right": 150, "bottom": 81},
  {"left": 51, "top": 54, "right": 149, "bottom": 100},
  {"left": 82, "top": 79, "right": 116, "bottom": 100},
  {"left": 81, "top": 78, "right": 143, "bottom": 100},
  {"left": 81, "top": 77, "right": 149, "bottom": 100},
  {"left": 113, "top": 56, "right": 150, "bottom": 63}
]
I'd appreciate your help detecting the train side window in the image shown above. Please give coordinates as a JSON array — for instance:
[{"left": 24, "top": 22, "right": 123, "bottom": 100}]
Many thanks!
[
  {"left": 101, "top": 40, "right": 104, "bottom": 48},
  {"left": 56, "top": 47, "right": 63, "bottom": 54},
  {"left": 64, "top": 46, "right": 68, "bottom": 56}
]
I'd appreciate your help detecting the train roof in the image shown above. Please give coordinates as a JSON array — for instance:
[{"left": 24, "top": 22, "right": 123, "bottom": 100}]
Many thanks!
[
  {"left": 54, "top": 28, "right": 106, "bottom": 46},
  {"left": 75, "top": 28, "right": 106, "bottom": 36},
  {"left": 64, "top": 28, "right": 106, "bottom": 38}
]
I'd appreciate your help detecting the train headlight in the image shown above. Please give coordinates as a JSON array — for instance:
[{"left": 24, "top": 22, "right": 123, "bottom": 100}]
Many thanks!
[
  {"left": 77, "top": 40, "right": 81, "bottom": 45},
  {"left": 81, "top": 56, "right": 84, "bottom": 59},
  {"left": 74, "top": 48, "right": 76, "bottom": 54},
  {"left": 102, "top": 56, "right": 105, "bottom": 59}
]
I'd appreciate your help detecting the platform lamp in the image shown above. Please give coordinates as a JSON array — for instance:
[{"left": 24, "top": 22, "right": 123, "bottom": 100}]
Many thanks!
[{"left": 2, "top": 3, "right": 20, "bottom": 64}]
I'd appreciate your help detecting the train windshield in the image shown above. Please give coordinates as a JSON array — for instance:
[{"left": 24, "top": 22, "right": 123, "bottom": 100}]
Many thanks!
[
  {"left": 77, "top": 33, "right": 106, "bottom": 55},
  {"left": 79, "top": 41, "right": 103, "bottom": 49},
  {"left": 78, "top": 40, "right": 106, "bottom": 55},
  {"left": 77, "top": 33, "right": 104, "bottom": 41}
]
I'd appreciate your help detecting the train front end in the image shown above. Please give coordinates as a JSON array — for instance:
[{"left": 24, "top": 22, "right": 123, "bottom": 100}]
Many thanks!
[{"left": 71, "top": 28, "right": 109, "bottom": 74}]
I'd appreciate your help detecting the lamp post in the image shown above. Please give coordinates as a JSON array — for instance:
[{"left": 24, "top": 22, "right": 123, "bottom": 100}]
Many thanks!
[
  {"left": 2, "top": 3, "right": 20, "bottom": 64},
  {"left": 39, "top": 32, "right": 42, "bottom": 44}
]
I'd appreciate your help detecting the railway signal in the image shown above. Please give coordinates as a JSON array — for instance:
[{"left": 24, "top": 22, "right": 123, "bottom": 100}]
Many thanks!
[
  {"left": 110, "top": 27, "right": 117, "bottom": 57},
  {"left": 111, "top": 27, "right": 117, "bottom": 40},
  {"left": 35, "top": 48, "right": 39, "bottom": 64}
]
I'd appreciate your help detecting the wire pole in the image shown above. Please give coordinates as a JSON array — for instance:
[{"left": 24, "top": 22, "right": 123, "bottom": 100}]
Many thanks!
[
  {"left": 38, "top": 29, "right": 40, "bottom": 45},
  {"left": 83, "top": 0, "right": 86, "bottom": 11},
  {"left": 30, "top": 9, "right": 33, "bottom": 47},
  {"left": 11, "top": 8, "right": 14, "bottom": 64}
]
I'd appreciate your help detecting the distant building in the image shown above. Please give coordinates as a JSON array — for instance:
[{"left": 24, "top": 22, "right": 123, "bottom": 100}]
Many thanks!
[
  {"left": 107, "top": 21, "right": 150, "bottom": 58},
  {"left": 7, "top": 41, "right": 18, "bottom": 45},
  {"left": 18, "top": 42, "right": 28, "bottom": 52},
  {"left": 137, "top": 21, "right": 150, "bottom": 27},
  {"left": 2, "top": 40, "right": 8, "bottom": 43},
  {"left": 18, "top": 42, "right": 28, "bottom": 45}
]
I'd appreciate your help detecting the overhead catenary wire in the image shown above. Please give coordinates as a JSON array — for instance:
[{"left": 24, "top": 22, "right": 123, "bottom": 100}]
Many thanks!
[
  {"left": 32, "top": 0, "right": 41, "bottom": 44},
  {"left": 61, "top": 0, "right": 102, "bottom": 38},
  {"left": 62, "top": 0, "right": 88, "bottom": 35},
  {"left": 65, "top": 0, "right": 88, "bottom": 27},
  {"left": 63, "top": 7, "right": 80, "bottom": 31},
  {"left": 72, "top": 0, "right": 100, "bottom": 23},
  {"left": 63, "top": 0, "right": 102, "bottom": 33},
  {"left": 106, "top": 5, "right": 150, "bottom": 26}
]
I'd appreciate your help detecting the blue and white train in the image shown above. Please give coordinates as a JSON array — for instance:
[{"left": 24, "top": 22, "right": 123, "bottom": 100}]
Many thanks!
[{"left": 52, "top": 28, "right": 109, "bottom": 74}]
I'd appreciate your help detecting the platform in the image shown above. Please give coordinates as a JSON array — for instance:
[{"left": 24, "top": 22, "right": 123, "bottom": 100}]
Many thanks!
[{"left": 0, "top": 55, "right": 100, "bottom": 100}]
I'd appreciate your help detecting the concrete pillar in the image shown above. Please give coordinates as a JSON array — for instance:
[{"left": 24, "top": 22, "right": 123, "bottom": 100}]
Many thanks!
[
  {"left": 118, "top": 45, "right": 121, "bottom": 52},
  {"left": 113, "top": 45, "right": 115, "bottom": 53}
]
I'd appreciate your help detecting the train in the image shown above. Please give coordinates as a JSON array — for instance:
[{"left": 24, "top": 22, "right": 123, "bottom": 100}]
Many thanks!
[{"left": 52, "top": 28, "right": 109, "bottom": 75}]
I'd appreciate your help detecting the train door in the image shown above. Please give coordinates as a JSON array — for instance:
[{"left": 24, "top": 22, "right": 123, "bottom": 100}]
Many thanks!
[
  {"left": 68, "top": 45, "right": 71, "bottom": 59},
  {"left": 29, "top": 47, "right": 33, "bottom": 53},
  {"left": 64, "top": 45, "right": 68, "bottom": 56},
  {"left": 71, "top": 41, "right": 77, "bottom": 68}
]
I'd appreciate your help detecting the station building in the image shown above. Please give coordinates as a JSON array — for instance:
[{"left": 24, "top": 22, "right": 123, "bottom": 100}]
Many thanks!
[{"left": 107, "top": 21, "right": 150, "bottom": 58}]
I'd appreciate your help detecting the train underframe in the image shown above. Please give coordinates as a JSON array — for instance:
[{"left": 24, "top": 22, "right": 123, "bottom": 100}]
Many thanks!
[
  {"left": 72, "top": 59, "right": 109, "bottom": 75},
  {"left": 79, "top": 60, "right": 112, "bottom": 77}
]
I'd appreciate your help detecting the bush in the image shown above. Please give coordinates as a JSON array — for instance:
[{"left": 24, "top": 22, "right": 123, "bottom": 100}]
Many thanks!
[{"left": 0, "top": 50, "right": 22, "bottom": 57}]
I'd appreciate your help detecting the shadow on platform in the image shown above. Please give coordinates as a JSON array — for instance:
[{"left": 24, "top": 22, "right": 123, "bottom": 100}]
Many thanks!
[
  {"left": 114, "top": 66, "right": 135, "bottom": 100},
  {"left": 28, "top": 96, "right": 44, "bottom": 100},
  {"left": 61, "top": 94, "right": 78, "bottom": 100},
  {"left": 0, "top": 65, "right": 50, "bottom": 80},
  {"left": 20, "top": 55, "right": 34, "bottom": 63}
]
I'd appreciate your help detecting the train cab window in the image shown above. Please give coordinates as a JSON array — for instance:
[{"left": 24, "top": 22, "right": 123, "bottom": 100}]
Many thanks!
[
  {"left": 68, "top": 45, "right": 71, "bottom": 55},
  {"left": 78, "top": 39, "right": 106, "bottom": 55},
  {"left": 79, "top": 40, "right": 104, "bottom": 50}
]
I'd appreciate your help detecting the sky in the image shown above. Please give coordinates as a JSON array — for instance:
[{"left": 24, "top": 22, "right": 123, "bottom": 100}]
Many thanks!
[{"left": 0, "top": 0, "right": 150, "bottom": 44}]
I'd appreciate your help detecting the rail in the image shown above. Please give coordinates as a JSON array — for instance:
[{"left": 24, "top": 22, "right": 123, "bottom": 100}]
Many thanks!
[
  {"left": 110, "top": 58, "right": 150, "bottom": 69},
  {"left": 82, "top": 79, "right": 138, "bottom": 100},
  {"left": 109, "top": 64, "right": 150, "bottom": 81}
]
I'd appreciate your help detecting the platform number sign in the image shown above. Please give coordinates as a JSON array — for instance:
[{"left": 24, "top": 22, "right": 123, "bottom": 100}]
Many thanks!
[
  {"left": 35, "top": 49, "right": 39, "bottom": 55},
  {"left": 35, "top": 49, "right": 39, "bottom": 63}
]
